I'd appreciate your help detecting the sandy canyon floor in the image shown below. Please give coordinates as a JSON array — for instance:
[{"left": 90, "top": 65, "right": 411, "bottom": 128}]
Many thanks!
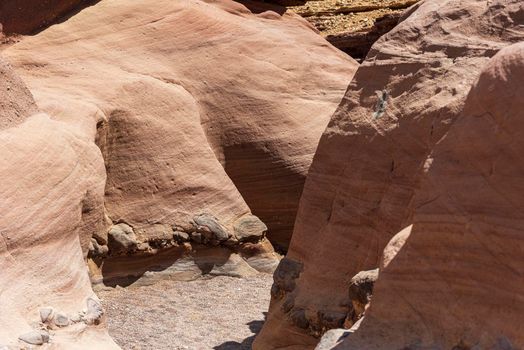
[{"left": 98, "top": 275, "right": 273, "bottom": 350}]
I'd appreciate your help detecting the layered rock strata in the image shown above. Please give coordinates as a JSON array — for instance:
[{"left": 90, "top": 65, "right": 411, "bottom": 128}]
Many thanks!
[
  {"left": 0, "top": 56, "right": 118, "bottom": 349},
  {"left": 3, "top": 0, "right": 357, "bottom": 320},
  {"left": 255, "top": 0, "right": 524, "bottom": 348},
  {"left": 4, "top": 0, "right": 356, "bottom": 258},
  {"left": 281, "top": 0, "right": 420, "bottom": 59},
  {"left": 338, "top": 41, "right": 524, "bottom": 350}
]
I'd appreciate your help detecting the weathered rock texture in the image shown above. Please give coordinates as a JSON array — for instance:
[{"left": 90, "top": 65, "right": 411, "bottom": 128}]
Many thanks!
[
  {"left": 255, "top": 0, "right": 524, "bottom": 348},
  {"left": 338, "top": 41, "right": 524, "bottom": 350},
  {"left": 282, "top": 0, "right": 420, "bottom": 59},
  {"left": 0, "top": 56, "right": 118, "bottom": 348},
  {"left": 0, "top": 0, "right": 88, "bottom": 34},
  {"left": 4, "top": 0, "right": 356, "bottom": 261},
  {"left": 345, "top": 268, "right": 377, "bottom": 327}
]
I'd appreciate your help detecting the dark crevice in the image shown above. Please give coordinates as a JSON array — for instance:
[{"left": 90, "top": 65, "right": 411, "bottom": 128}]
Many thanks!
[{"left": 0, "top": 0, "right": 102, "bottom": 35}]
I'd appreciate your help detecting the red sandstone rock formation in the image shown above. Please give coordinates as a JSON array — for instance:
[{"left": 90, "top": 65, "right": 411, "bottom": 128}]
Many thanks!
[
  {"left": 0, "top": 56, "right": 118, "bottom": 348},
  {"left": 4, "top": 0, "right": 356, "bottom": 259},
  {"left": 1, "top": 3, "right": 355, "bottom": 345},
  {"left": 255, "top": 0, "right": 524, "bottom": 348},
  {"left": 339, "top": 41, "right": 524, "bottom": 350}
]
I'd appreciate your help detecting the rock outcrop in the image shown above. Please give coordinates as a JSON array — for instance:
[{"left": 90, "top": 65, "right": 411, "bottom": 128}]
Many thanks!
[
  {"left": 338, "top": 41, "right": 524, "bottom": 350},
  {"left": 345, "top": 268, "right": 377, "bottom": 327},
  {"left": 280, "top": 0, "right": 420, "bottom": 59},
  {"left": 3, "top": 0, "right": 356, "bottom": 287},
  {"left": 0, "top": 56, "right": 118, "bottom": 348},
  {"left": 255, "top": 0, "right": 524, "bottom": 348}
]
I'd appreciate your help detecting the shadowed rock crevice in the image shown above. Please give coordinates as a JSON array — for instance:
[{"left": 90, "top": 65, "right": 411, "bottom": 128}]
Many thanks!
[
  {"left": 0, "top": 0, "right": 102, "bottom": 34},
  {"left": 265, "top": 0, "right": 420, "bottom": 60},
  {"left": 223, "top": 144, "right": 307, "bottom": 253}
]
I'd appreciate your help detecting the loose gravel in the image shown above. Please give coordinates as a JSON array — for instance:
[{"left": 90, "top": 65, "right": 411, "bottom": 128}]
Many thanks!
[{"left": 97, "top": 274, "right": 273, "bottom": 350}]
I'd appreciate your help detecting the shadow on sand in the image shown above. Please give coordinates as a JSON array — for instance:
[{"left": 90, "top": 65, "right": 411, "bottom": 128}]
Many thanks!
[{"left": 214, "top": 318, "right": 265, "bottom": 350}]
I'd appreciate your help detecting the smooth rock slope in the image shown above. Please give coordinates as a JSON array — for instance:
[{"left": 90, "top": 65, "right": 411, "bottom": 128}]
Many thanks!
[
  {"left": 0, "top": 56, "right": 118, "bottom": 349},
  {"left": 255, "top": 0, "right": 524, "bottom": 348}
]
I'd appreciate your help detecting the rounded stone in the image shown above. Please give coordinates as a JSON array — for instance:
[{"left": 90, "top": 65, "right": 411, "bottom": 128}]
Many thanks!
[
  {"left": 85, "top": 297, "right": 104, "bottom": 325},
  {"left": 18, "top": 330, "right": 50, "bottom": 345},
  {"left": 53, "top": 312, "right": 70, "bottom": 327},
  {"left": 108, "top": 223, "right": 138, "bottom": 254},
  {"left": 39, "top": 307, "right": 54, "bottom": 323},
  {"left": 173, "top": 230, "right": 190, "bottom": 242},
  {"left": 233, "top": 214, "right": 267, "bottom": 242},
  {"left": 193, "top": 213, "right": 230, "bottom": 241},
  {"left": 89, "top": 238, "right": 109, "bottom": 257}
]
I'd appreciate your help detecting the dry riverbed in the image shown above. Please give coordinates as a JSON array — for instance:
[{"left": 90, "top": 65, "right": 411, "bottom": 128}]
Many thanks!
[{"left": 98, "top": 274, "right": 273, "bottom": 350}]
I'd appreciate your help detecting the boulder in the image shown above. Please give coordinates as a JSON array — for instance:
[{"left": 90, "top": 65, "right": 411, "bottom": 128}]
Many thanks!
[
  {"left": 255, "top": 0, "right": 524, "bottom": 348},
  {"left": 233, "top": 215, "right": 268, "bottom": 242},
  {"left": 108, "top": 223, "right": 138, "bottom": 254},
  {"left": 347, "top": 269, "right": 378, "bottom": 325},
  {"left": 316, "top": 318, "right": 364, "bottom": 350},
  {"left": 39, "top": 307, "right": 54, "bottom": 323},
  {"left": 89, "top": 238, "right": 109, "bottom": 258},
  {"left": 85, "top": 297, "right": 104, "bottom": 325},
  {"left": 194, "top": 214, "right": 230, "bottom": 242},
  {"left": 53, "top": 312, "right": 70, "bottom": 327},
  {"left": 173, "top": 231, "right": 190, "bottom": 243},
  {"left": 315, "top": 329, "right": 351, "bottom": 350}
]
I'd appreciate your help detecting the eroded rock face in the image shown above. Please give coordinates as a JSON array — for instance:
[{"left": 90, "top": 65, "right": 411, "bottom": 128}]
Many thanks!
[
  {"left": 4, "top": 0, "right": 356, "bottom": 288},
  {"left": 279, "top": 0, "right": 420, "bottom": 59},
  {"left": 339, "top": 41, "right": 524, "bottom": 350},
  {"left": 0, "top": 56, "right": 117, "bottom": 348},
  {"left": 4, "top": 0, "right": 356, "bottom": 258},
  {"left": 255, "top": 0, "right": 524, "bottom": 348},
  {"left": 0, "top": 58, "right": 37, "bottom": 128}
]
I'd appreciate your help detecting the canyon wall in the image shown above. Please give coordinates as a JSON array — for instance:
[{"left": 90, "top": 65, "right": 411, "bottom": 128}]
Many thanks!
[
  {"left": 255, "top": 0, "right": 524, "bottom": 348},
  {"left": 1, "top": 1, "right": 357, "bottom": 346},
  {"left": 4, "top": 0, "right": 356, "bottom": 259},
  {"left": 338, "top": 39, "right": 524, "bottom": 350}
]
